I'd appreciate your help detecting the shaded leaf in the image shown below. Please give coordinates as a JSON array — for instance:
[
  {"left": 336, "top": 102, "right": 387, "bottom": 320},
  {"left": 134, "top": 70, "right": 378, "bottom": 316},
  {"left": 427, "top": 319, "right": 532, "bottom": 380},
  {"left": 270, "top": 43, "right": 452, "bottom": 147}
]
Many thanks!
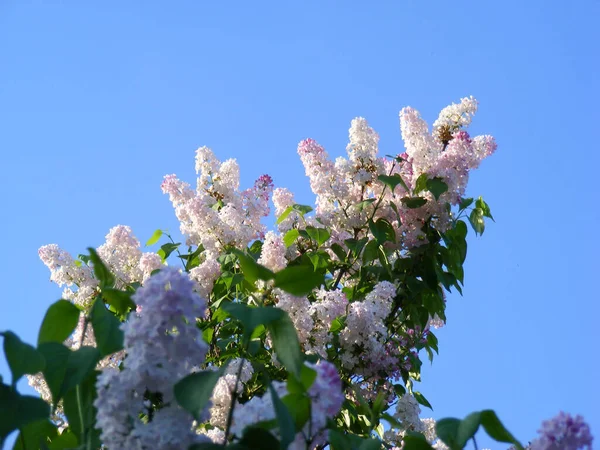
[
  {"left": 174, "top": 369, "right": 224, "bottom": 421},
  {"left": 38, "top": 300, "right": 80, "bottom": 346},
  {"left": 274, "top": 265, "right": 324, "bottom": 296},
  {"left": 1, "top": 331, "right": 45, "bottom": 385},
  {"left": 90, "top": 298, "right": 124, "bottom": 357}
]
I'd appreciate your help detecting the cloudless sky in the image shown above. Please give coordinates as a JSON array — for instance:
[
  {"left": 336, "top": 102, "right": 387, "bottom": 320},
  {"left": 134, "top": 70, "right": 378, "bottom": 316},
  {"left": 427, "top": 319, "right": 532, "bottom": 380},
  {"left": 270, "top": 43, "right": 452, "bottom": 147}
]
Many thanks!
[{"left": 1, "top": 1, "right": 599, "bottom": 448}]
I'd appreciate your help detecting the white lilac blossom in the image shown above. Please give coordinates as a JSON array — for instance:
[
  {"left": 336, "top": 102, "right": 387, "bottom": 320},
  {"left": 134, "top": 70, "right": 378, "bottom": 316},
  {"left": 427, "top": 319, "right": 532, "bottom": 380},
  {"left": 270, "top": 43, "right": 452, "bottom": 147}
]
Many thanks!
[
  {"left": 94, "top": 267, "right": 210, "bottom": 449},
  {"left": 38, "top": 244, "right": 98, "bottom": 306},
  {"left": 209, "top": 358, "right": 254, "bottom": 429},
  {"left": 189, "top": 253, "right": 221, "bottom": 299},
  {"left": 340, "top": 281, "right": 397, "bottom": 376},
  {"left": 230, "top": 361, "right": 344, "bottom": 448},
  {"left": 530, "top": 412, "right": 593, "bottom": 450},
  {"left": 258, "top": 231, "right": 288, "bottom": 272},
  {"left": 163, "top": 147, "right": 274, "bottom": 252}
]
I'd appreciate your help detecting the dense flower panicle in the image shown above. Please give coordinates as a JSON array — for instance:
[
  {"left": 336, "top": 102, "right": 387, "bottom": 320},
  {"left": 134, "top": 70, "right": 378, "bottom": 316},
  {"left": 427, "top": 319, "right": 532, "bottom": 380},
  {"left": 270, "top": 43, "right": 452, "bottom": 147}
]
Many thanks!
[
  {"left": 189, "top": 254, "right": 221, "bottom": 298},
  {"left": 530, "top": 412, "right": 593, "bottom": 450},
  {"left": 433, "top": 96, "right": 478, "bottom": 134},
  {"left": 97, "top": 225, "right": 144, "bottom": 284},
  {"left": 258, "top": 231, "right": 287, "bottom": 272},
  {"left": 163, "top": 148, "right": 274, "bottom": 251},
  {"left": 94, "top": 268, "right": 210, "bottom": 449},
  {"left": 138, "top": 252, "right": 163, "bottom": 280},
  {"left": 230, "top": 361, "right": 344, "bottom": 449},
  {"left": 38, "top": 244, "right": 98, "bottom": 306},
  {"left": 275, "top": 290, "right": 315, "bottom": 345},
  {"left": 340, "top": 281, "right": 397, "bottom": 375},
  {"left": 208, "top": 358, "right": 254, "bottom": 429}
]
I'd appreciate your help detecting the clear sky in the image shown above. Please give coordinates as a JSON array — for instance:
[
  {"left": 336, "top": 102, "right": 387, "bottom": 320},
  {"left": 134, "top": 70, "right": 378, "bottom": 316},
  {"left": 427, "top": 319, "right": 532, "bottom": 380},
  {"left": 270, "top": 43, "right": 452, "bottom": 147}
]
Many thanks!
[{"left": 1, "top": 1, "right": 598, "bottom": 448}]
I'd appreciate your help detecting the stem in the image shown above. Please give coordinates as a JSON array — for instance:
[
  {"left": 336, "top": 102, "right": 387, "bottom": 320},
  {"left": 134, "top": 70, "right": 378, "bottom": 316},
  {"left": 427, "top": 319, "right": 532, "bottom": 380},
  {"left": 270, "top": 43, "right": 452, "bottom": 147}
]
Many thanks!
[
  {"left": 19, "top": 428, "right": 27, "bottom": 450},
  {"left": 472, "top": 436, "right": 479, "bottom": 450},
  {"left": 76, "top": 384, "right": 86, "bottom": 447},
  {"left": 223, "top": 351, "right": 248, "bottom": 444}
]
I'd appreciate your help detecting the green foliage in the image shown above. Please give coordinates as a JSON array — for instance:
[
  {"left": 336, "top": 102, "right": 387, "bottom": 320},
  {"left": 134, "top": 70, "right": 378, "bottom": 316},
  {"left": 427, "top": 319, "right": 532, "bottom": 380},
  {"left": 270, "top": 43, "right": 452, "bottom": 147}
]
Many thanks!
[
  {"left": 37, "top": 300, "right": 80, "bottom": 346},
  {"left": 175, "top": 369, "right": 225, "bottom": 421},
  {"left": 1, "top": 332, "right": 45, "bottom": 386},
  {"left": 145, "top": 229, "right": 163, "bottom": 246},
  {"left": 90, "top": 298, "right": 124, "bottom": 357}
]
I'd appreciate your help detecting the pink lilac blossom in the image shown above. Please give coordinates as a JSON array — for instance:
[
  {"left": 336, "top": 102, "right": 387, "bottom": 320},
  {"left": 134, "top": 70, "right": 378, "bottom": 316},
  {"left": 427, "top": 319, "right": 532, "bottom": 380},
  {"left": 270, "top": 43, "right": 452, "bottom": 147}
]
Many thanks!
[
  {"left": 94, "top": 268, "right": 209, "bottom": 449},
  {"left": 530, "top": 412, "right": 593, "bottom": 450},
  {"left": 307, "top": 289, "right": 348, "bottom": 357},
  {"left": 258, "top": 231, "right": 288, "bottom": 272},
  {"left": 38, "top": 244, "right": 98, "bottom": 306},
  {"left": 163, "top": 148, "right": 273, "bottom": 252},
  {"left": 189, "top": 254, "right": 221, "bottom": 299},
  {"left": 340, "top": 281, "right": 397, "bottom": 376}
]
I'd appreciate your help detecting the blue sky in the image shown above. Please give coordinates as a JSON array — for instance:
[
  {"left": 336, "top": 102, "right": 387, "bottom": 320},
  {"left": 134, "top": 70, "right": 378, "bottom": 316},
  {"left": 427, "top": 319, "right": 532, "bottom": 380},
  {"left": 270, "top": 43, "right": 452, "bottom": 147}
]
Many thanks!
[{"left": 1, "top": 1, "right": 598, "bottom": 448}]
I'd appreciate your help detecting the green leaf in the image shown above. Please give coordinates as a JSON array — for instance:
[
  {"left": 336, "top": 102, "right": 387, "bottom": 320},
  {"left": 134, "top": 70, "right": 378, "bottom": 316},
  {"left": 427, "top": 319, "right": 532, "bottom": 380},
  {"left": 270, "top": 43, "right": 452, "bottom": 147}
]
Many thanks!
[
  {"left": 355, "top": 198, "right": 376, "bottom": 211},
  {"left": 37, "top": 300, "right": 81, "bottom": 346},
  {"left": 456, "top": 412, "right": 481, "bottom": 449},
  {"left": 345, "top": 237, "right": 369, "bottom": 258},
  {"left": 37, "top": 343, "right": 100, "bottom": 405},
  {"left": 12, "top": 420, "right": 57, "bottom": 450},
  {"left": 0, "top": 384, "right": 51, "bottom": 441},
  {"left": 145, "top": 229, "right": 163, "bottom": 246},
  {"left": 378, "top": 173, "right": 409, "bottom": 192},
  {"left": 458, "top": 197, "right": 474, "bottom": 210},
  {"left": 174, "top": 369, "right": 224, "bottom": 421},
  {"left": 401, "top": 197, "right": 427, "bottom": 209},
  {"left": 267, "top": 314, "right": 303, "bottom": 378},
  {"left": 62, "top": 371, "right": 101, "bottom": 448},
  {"left": 276, "top": 205, "right": 294, "bottom": 224},
  {"left": 426, "top": 177, "right": 448, "bottom": 201},
  {"left": 239, "top": 427, "right": 280, "bottom": 450},
  {"left": 329, "top": 316, "right": 346, "bottom": 334},
  {"left": 358, "top": 439, "right": 383, "bottom": 450},
  {"left": 1, "top": 331, "right": 45, "bottom": 385},
  {"left": 38, "top": 300, "right": 80, "bottom": 344},
  {"left": 274, "top": 265, "right": 324, "bottom": 296},
  {"left": 232, "top": 249, "right": 275, "bottom": 284},
  {"left": 222, "top": 303, "right": 284, "bottom": 340},
  {"left": 362, "top": 240, "right": 379, "bottom": 264},
  {"left": 469, "top": 208, "right": 485, "bottom": 235},
  {"left": 283, "top": 229, "right": 300, "bottom": 247},
  {"left": 413, "top": 391, "right": 433, "bottom": 410},
  {"left": 47, "top": 429, "right": 79, "bottom": 449},
  {"left": 281, "top": 393, "right": 311, "bottom": 431},
  {"left": 476, "top": 196, "right": 494, "bottom": 220},
  {"left": 292, "top": 204, "right": 313, "bottom": 216},
  {"left": 87, "top": 247, "right": 115, "bottom": 289},
  {"left": 101, "top": 288, "right": 136, "bottom": 315},
  {"left": 37, "top": 342, "right": 69, "bottom": 404},
  {"left": 305, "top": 226, "right": 331, "bottom": 246},
  {"left": 90, "top": 298, "right": 124, "bottom": 357},
  {"left": 158, "top": 242, "right": 181, "bottom": 261},
  {"left": 286, "top": 365, "right": 317, "bottom": 395},
  {"left": 435, "top": 418, "right": 461, "bottom": 450},
  {"left": 413, "top": 173, "right": 429, "bottom": 195},
  {"left": 480, "top": 410, "right": 524, "bottom": 449},
  {"left": 401, "top": 434, "right": 435, "bottom": 450},
  {"left": 368, "top": 218, "right": 396, "bottom": 245},
  {"left": 268, "top": 383, "right": 296, "bottom": 450},
  {"left": 330, "top": 243, "right": 348, "bottom": 262},
  {"left": 308, "top": 251, "right": 330, "bottom": 271},
  {"left": 61, "top": 347, "right": 101, "bottom": 399}
]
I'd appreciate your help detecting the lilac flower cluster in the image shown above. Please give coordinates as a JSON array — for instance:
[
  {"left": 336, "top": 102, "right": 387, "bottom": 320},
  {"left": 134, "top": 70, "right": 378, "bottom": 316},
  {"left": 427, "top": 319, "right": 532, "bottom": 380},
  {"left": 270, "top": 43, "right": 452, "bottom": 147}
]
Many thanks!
[
  {"left": 230, "top": 361, "right": 344, "bottom": 449},
  {"left": 161, "top": 146, "right": 274, "bottom": 254},
  {"left": 530, "top": 412, "right": 593, "bottom": 450},
  {"left": 94, "top": 267, "right": 210, "bottom": 449}
]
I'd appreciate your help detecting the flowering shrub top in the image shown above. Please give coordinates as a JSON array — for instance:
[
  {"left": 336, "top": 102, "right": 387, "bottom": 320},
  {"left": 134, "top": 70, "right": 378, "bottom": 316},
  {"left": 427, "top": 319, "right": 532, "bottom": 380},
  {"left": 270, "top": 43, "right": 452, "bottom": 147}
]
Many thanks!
[{"left": 0, "top": 97, "right": 592, "bottom": 450}]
